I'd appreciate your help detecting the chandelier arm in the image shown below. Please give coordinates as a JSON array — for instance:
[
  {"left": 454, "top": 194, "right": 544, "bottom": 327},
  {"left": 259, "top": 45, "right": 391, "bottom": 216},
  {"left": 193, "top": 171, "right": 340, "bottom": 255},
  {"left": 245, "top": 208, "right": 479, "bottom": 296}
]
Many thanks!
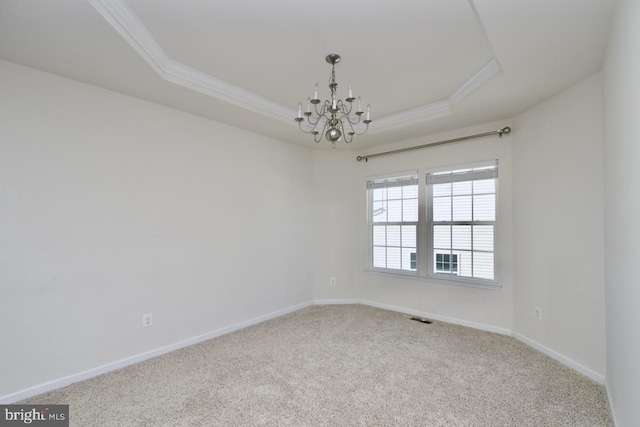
[
  {"left": 336, "top": 99, "right": 353, "bottom": 116},
  {"left": 340, "top": 116, "right": 369, "bottom": 138},
  {"left": 342, "top": 111, "right": 363, "bottom": 126},
  {"left": 353, "top": 121, "right": 370, "bottom": 136},
  {"left": 340, "top": 120, "right": 354, "bottom": 144},
  {"left": 298, "top": 120, "right": 318, "bottom": 135},
  {"left": 306, "top": 113, "right": 322, "bottom": 126},
  {"left": 316, "top": 100, "right": 331, "bottom": 118},
  {"left": 315, "top": 119, "right": 330, "bottom": 143},
  {"left": 343, "top": 100, "right": 353, "bottom": 116}
]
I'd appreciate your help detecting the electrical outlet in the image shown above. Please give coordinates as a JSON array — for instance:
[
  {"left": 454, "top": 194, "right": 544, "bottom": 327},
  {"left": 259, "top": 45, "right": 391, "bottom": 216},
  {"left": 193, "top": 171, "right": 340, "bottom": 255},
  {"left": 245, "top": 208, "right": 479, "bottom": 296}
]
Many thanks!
[
  {"left": 142, "top": 313, "right": 153, "bottom": 327},
  {"left": 329, "top": 277, "right": 336, "bottom": 286},
  {"left": 534, "top": 306, "right": 543, "bottom": 320}
]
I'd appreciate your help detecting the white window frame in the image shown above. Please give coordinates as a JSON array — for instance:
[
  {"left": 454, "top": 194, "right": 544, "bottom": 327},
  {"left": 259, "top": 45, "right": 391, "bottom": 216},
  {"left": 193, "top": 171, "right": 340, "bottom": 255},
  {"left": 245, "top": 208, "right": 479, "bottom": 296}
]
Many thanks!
[
  {"left": 365, "top": 160, "right": 500, "bottom": 290},
  {"left": 366, "top": 170, "right": 420, "bottom": 276},
  {"left": 426, "top": 160, "right": 499, "bottom": 287}
]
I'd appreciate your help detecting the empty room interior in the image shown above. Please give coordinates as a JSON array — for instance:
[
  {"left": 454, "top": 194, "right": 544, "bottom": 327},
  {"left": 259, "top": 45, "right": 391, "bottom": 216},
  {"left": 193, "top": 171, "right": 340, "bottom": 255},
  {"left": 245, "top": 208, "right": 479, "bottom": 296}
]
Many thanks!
[{"left": 1, "top": 0, "right": 639, "bottom": 425}]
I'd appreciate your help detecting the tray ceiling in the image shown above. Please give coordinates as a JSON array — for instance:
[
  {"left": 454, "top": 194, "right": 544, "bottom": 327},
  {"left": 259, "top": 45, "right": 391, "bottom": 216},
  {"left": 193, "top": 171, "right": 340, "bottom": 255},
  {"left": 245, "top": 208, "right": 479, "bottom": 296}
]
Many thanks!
[{"left": 0, "top": 0, "right": 614, "bottom": 149}]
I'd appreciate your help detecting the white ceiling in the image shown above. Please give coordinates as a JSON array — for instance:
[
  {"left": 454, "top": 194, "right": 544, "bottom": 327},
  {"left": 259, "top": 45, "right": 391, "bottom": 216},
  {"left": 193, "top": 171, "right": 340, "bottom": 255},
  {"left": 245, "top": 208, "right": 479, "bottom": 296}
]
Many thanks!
[{"left": 0, "top": 0, "right": 614, "bottom": 149}]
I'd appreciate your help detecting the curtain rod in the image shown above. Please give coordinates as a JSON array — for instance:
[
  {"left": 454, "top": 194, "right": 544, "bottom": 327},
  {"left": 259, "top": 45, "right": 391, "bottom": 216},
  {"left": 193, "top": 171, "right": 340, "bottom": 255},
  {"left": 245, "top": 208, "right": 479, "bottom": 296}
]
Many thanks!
[{"left": 356, "top": 127, "right": 512, "bottom": 162}]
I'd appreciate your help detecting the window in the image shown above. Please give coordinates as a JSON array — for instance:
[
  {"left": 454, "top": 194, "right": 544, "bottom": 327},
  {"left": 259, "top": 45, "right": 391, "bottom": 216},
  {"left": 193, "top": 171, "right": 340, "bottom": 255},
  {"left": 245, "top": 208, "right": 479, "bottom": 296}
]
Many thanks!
[
  {"left": 435, "top": 253, "right": 458, "bottom": 273},
  {"left": 427, "top": 161, "right": 497, "bottom": 282},
  {"left": 366, "top": 161, "right": 498, "bottom": 288},
  {"left": 367, "top": 172, "right": 419, "bottom": 272}
]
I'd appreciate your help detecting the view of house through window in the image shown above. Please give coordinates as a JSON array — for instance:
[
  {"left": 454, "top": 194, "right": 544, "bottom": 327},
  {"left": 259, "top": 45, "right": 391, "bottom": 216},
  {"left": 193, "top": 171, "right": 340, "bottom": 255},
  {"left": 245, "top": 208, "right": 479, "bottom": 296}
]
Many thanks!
[
  {"left": 367, "top": 161, "right": 498, "bottom": 287},
  {"left": 435, "top": 253, "right": 458, "bottom": 273}
]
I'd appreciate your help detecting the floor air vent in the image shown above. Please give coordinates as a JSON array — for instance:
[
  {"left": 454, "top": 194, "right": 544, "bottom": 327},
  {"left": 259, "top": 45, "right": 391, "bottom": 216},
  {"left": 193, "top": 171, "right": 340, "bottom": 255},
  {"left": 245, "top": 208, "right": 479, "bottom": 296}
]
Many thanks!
[{"left": 410, "top": 317, "right": 433, "bottom": 324}]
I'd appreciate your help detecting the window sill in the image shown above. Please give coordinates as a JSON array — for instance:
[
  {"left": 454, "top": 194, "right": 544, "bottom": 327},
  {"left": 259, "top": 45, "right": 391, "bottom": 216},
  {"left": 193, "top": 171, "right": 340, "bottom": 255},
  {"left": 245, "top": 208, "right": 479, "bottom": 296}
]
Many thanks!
[{"left": 363, "top": 268, "right": 503, "bottom": 291}]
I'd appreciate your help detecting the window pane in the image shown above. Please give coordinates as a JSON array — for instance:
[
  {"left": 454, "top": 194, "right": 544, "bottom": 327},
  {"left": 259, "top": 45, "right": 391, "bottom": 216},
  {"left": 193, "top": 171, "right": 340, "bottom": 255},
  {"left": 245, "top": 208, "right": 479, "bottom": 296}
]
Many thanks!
[
  {"left": 373, "top": 247, "right": 386, "bottom": 268},
  {"left": 387, "top": 200, "right": 402, "bottom": 222},
  {"left": 372, "top": 201, "right": 386, "bottom": 222},
  {"left": 387, "top": 247, "right": 401, "bottom": 269},
  {"left": 474, "top": 194, "right": 495, "bottom": 221},
  {"left": 403, "top": 184, "right": 418, "bottom": 199},
  {"left": 433, "top": 197, "right": 451, "bottom": 221},
  {"left": 473, "top": 179, "right": 495, "bottom": 194},
  {"left": 373, "top": 188, "right": 385, "bottom": 201},
  {"left": 402, "top": 225, "right": 416, "bottom": 247},
  {"left": 473, "top": 226, "right": 494, "bottom": 252},
  {"left": 452, "top": 196, "right": 472, "bottom": 221},
  {"left": 387, "top": 225, "right": 401, "bottom": 247},
  {"left": 433, "top": 183, "right": 451, "bottom": 197},
  {"left": 452, "top": 225, "right": 471, "bottom": 250},
  {"left": 433, "top": 225, "right": 451, "bottom": 249},
  {"left": 373, "top": 226, "right": 386, "bottom": 246},
  {"left": 402, "top": 248, "right": 417, "bottom": 271},
  {"left": 456, "top": 250, "right": 473, "bottom": 277},
  {"left": 402, "top": 199, "right": 418, "bottom": 222},
  {"left": 452, "top": 180, "right": 472, "bottom": 195},
  {"left": 474, "top": 252, "right": 494, "bottom": 280},
  {"left": 387, "top": 186, "right": 402, "bottom": 200}
]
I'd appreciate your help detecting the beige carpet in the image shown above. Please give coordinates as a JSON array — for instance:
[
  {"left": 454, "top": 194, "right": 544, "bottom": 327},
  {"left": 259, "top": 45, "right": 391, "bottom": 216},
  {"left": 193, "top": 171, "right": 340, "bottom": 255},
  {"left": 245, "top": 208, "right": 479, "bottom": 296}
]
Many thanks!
[{"left": 22, "top": 305, "right": 612, "bottom": 426}]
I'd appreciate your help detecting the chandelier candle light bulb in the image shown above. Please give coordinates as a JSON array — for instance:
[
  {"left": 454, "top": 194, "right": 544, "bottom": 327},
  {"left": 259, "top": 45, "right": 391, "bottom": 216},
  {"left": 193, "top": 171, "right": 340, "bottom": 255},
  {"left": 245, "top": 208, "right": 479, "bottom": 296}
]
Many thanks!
[{"left": 295, "top": 54, "right": 372, "bottom": 146}]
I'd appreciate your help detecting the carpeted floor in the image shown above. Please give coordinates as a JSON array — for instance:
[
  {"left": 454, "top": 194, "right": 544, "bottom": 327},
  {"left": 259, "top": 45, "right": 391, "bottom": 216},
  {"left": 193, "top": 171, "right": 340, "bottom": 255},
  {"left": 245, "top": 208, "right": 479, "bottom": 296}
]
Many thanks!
[{"left": 21, "top": 305, "right": 613, "bottom": 426}]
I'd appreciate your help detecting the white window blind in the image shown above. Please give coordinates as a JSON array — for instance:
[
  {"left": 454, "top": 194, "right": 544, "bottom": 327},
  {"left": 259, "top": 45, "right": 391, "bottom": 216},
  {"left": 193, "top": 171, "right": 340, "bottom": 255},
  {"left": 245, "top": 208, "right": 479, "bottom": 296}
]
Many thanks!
[{"left": 367, "top": 172, "right": 419, "bottom": 272}]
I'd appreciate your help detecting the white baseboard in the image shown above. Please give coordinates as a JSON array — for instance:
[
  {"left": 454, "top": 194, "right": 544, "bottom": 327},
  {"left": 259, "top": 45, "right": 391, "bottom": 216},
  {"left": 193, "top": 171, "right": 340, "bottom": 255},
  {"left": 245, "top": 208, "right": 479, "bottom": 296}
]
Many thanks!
[
  {"left": 1, "top": 298, "right": 607, "bottom": 404},
  {"left": 511, "top": 332, "right": 604, "bottom": 385},
  {"left": 604, "top": 380, "right": 618, "bottom": 426},
  {"left": 0, "top": 301, "right": 312, "bottom": 404}
]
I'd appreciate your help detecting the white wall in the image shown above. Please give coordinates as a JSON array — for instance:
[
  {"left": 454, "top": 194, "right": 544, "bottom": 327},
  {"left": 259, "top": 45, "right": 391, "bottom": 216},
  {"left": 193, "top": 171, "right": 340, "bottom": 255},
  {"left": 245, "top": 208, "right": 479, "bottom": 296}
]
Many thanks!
[
  {"left": 603, "top": 0, "right": 640, "bottom": 424},
  {"left": 512, "top": 73, "right": 605, "bottom": 377},
  {"left": 312, "top": 150, "right": 364, "bottom": 301},
  {"left": 313, "top": 121, "right": 515, "bottom": 331},
  {"left": 0, "top": 59, "right": 314, "bottom": 398}
]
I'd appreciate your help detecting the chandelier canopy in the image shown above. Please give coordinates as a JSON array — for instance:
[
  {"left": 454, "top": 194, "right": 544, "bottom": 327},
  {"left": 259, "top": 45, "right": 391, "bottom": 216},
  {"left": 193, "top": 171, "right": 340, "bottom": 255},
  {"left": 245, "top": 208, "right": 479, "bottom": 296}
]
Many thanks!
[{"left": 295, "top": 54, "right": 371, "bottom": 146}]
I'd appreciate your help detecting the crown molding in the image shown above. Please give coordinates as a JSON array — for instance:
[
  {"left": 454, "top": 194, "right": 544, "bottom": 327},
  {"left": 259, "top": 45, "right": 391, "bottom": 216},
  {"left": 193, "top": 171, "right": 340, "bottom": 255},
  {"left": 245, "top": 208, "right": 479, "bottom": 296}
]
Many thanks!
[
  {"left": 90, "top": 0, "right": 294, "bottom": 124},
  {"left": 91, "top": 0, "right": 502, "bottom": 134},
  {"left": 450, "top": 59, "right": 501, "bottom": 107},
  {"left": 368, "top": 59, "right": 501, "bottom": 134}
]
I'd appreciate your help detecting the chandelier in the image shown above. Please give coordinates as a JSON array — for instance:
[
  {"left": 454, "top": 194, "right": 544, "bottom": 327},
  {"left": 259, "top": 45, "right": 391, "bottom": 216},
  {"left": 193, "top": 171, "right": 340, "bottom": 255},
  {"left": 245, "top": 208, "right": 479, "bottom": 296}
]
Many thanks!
[{"left": 295, "top": 54, "right": 372, "bottom": 145}]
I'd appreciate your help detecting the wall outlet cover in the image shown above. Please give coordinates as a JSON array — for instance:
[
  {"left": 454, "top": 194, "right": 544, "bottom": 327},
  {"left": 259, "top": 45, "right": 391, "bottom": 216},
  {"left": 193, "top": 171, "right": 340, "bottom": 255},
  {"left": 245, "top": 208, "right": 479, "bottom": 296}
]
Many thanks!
[
  {"left": 142, "top": 313, "right": 153, "bottom": 327},
  {"left": 534, "top": 306, "right": 543, "bottom": 320}
]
